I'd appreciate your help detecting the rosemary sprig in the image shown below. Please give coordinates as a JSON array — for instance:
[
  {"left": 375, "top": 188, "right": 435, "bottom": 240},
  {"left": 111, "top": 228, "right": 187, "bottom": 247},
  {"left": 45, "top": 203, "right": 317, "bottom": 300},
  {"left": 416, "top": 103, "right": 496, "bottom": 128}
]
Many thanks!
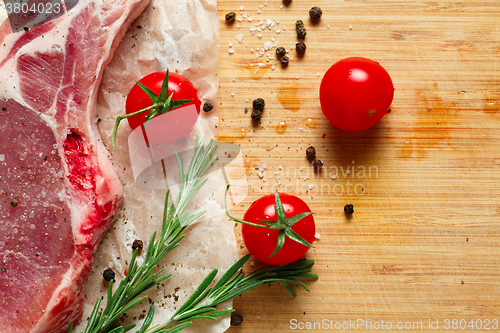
[
  {"left": 73, "top": 136, "right": 318, "bottom": 333},
  {"left": 75, "top": 136, "right": 217, "bottom": 333},
  {"left": 143, "top": 254, "right": 317, "bottom": 333}
]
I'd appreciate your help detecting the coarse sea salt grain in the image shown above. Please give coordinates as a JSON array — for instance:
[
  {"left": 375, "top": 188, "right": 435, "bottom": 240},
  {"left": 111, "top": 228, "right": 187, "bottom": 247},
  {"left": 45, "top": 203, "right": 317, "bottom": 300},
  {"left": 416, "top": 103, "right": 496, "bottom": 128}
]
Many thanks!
[
  {"left": 331, "top": 175, "right": 337, "bottom": 180},
  {"left": 0, "top": 154, "right": 4, "bottom": 162},
  {"left": 228, "top": 49, "right": 234, "bottom": 54},
  {"left": 308, "top": 184, "right": 314, "bottom": 190},
  {"left": 235, "top": 34, "right": 244, "bottom": 43},
  {"left": 315, "top": 233, "right": 321, "bottom": 240}
]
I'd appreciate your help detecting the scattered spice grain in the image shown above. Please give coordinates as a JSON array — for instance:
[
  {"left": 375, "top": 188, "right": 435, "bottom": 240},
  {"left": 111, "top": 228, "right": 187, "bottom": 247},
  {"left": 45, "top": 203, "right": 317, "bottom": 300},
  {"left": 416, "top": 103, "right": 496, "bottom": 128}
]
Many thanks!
[
  {"left": 231, "top": 314, "right": 244, "bottom": 326},
  {"left": 296, "top": 27, "right": 307, "bottom": 39},
  {"left": 306, "top": 146, "right": 316, "bottom": 159},
  {"left": 344, "top": 204, "right": 354, "bottom": 215},
  {"left": 132, "top": 239, "right": 144, "bottom": 251},
  {"left": 203, "top": 102, "right": 214, "bottom": 112},
  {"left": 309, "top": 6, "right": 322, "bottom": 20},
  {"left": 276, "top": 46, "right": 286, "bottom": 58},
  {"left": 251, "top": 109, "right": 262, "bottom": 120},
  {"left": 313, "top": 159, "right": 323, "bottom": 170},
  {"left": 252, "top": 98, "right": 265, "bottom": 111},
  {"left": 281, "top": 55, "right": 289, "bottom": 66},
  {"left": 295, "top": 42, "right": 306, "bottom": 54},
  {"left": 225, "top": 12, "right": 236, "bottom": 22},
  {"left": 103, "top": 268, "right": 115, "bottom": 281}
]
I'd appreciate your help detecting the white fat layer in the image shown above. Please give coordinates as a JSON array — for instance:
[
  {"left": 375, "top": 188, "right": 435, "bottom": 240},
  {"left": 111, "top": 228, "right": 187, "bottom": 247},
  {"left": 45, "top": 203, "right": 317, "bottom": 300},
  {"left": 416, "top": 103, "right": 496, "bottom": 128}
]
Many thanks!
[{"left": 0, "top": 58, "right": 23, "bottom": 103}]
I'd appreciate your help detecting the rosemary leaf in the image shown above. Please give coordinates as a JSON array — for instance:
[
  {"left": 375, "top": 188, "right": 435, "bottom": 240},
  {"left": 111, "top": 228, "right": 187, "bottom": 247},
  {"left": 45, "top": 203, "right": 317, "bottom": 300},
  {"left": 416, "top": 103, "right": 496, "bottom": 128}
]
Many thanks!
[{"left": 75, "top": 137, "right": 218, "bottom": 333}]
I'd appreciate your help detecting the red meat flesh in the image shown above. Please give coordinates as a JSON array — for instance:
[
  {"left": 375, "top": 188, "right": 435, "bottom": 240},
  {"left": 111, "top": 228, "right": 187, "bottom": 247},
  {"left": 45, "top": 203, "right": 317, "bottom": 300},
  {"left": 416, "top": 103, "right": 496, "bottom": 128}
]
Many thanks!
[{"left": 0, "top": 0, "right": 149, "bottom": 331}]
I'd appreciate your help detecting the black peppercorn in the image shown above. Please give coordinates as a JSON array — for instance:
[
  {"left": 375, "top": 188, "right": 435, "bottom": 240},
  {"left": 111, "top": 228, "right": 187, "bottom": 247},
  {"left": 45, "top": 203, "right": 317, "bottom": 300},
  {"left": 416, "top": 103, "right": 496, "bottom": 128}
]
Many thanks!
[
  {"left": 251, "top": 109, "right": 262, "bottom": 120},
  {"left": 344, "top": 204, "right": 354, "bottom": 215},
  {"left": 231, "top": 314, "right": 244, "bottom": 326},
  {"left": 252, "top": 98, "right": 265, "bottom": 111},
  {"left": 296, "top": 27, "right": 307, "bottom": 39},
  {"left": 203, "top": 102, "right": 213, "bottom": 112},
  {"left": 225, "top": 12, "right": 236, "bottom": 22},
  {"left": 103, "top": 268, "right": 115, "bottom": 281},
  {"left": 295, "top": 20, "right": 304, "bottom": 30},
  {"left": 132, "top": 239, "right": 143, "bottom": 251},
  {"left": 309, "top": 6, "right": 323, "bottom": 20},
  {"left": 306, "top": 146, "right": 316, "bottom": 159},
  {"left": 313, "top": 159, "right": 323, "bottom": 170},
  {"left": 276, "top": 46, "right": 286, "bottom": 58},
  {"left": 280, "top": 55, "right": 289, "bottom": 66},
  {"left": 283, "top": 0, "right": 292, "bottom": 5},
  {"left": 10, "top": 199, "right": 18, "bottom": 207},
  {"left": 295, "top": 42, "right": 306, "bottom": 54}
]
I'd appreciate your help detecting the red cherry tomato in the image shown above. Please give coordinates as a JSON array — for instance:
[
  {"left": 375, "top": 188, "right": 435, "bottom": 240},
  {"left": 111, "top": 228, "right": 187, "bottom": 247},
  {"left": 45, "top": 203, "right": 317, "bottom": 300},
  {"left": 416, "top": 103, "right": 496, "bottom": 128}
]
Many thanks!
[
  {"left": 242, "top": 193, "right": 315, "bottom": 266},
  {"left": 319, "top": 57, "right": 394, "bottom": 132},
  {"left": 126, "top": 71, "right": 201, "bottom": 142}
]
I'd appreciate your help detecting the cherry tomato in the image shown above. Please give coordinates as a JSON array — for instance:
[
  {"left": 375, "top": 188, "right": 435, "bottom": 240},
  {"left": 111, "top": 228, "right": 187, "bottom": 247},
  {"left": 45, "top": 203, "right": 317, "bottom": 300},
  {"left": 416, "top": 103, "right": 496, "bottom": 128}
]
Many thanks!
[
  {"left": 319, "top": 57, "right": 394, "bottom": 132},
  {"left": 126, "top": 71, "right": 201, "bottom": 142},
  {"left": 242, "top": 193, "right": 315, "bottom": 266}
]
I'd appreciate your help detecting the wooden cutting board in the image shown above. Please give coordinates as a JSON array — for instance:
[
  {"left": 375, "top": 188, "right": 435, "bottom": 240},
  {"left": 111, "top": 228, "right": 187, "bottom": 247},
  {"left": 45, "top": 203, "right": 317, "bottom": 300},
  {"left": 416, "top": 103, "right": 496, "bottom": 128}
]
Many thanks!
[{"left": 218, "top": 0, "right": 500, "bottom": 332}]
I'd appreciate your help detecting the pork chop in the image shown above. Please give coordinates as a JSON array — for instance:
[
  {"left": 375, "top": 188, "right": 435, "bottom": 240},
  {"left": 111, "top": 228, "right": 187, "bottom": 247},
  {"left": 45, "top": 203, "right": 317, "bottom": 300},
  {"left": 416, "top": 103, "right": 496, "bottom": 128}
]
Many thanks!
[{"left": 0, "top": 0, "right": 149, "bottom": 331}]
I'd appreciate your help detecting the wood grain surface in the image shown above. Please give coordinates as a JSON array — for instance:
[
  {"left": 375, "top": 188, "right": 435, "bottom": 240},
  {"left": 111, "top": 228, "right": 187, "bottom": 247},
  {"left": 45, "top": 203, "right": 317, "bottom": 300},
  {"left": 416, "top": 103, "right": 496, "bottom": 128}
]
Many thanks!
[{"left": 217, "top": 0, "right": 500, "bottom": 332}]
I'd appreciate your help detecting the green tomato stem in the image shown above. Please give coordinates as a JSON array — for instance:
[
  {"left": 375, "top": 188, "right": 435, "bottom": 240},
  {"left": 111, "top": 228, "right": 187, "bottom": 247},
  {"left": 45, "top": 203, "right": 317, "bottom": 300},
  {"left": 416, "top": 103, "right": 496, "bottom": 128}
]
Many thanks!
[{"left": 112, "top": 102, "right": 162, "bottom": 151}]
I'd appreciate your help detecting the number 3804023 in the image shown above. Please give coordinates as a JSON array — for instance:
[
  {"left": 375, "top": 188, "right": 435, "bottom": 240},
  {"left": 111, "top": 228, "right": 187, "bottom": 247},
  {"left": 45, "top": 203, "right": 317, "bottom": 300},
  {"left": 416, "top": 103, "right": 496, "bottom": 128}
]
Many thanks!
[{"left": 443, "top": 319, "right": 498, "bottom": 330}]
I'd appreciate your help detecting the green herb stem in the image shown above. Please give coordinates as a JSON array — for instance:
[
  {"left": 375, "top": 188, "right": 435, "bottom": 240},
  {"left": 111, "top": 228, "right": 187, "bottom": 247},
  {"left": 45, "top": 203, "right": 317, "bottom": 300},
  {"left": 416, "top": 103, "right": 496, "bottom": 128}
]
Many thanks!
[
  {"left": 76, "top": 137, "right": 217, "bottom": 333},
  {"left": 144, "top": 255, "right": 317, "bottom": 333}
]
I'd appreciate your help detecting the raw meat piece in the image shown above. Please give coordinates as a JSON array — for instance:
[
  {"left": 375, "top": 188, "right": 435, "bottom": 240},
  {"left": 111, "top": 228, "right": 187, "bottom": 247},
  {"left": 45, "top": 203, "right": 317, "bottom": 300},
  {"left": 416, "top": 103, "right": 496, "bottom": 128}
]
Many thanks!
[{"left": 0, "top": 0, "right": 148, "bottom": 332}]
